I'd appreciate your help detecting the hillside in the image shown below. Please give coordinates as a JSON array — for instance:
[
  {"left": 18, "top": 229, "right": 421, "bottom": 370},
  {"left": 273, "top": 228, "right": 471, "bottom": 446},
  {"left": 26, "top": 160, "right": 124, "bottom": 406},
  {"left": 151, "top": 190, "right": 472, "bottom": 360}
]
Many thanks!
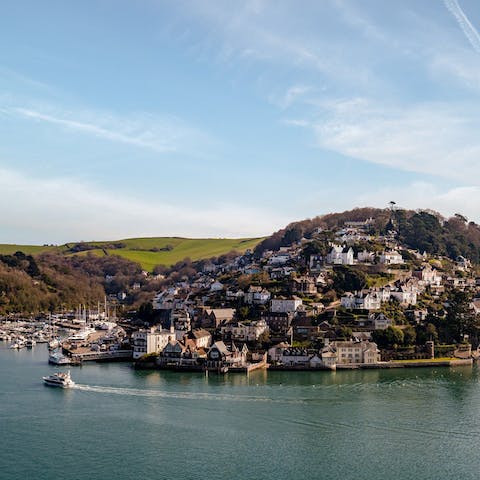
[
  {"left": 254, "top": 207, "right": 480, "bottom": 264},
  {"left": 0, "top": 237, "right": 263, "bottom": 271}
]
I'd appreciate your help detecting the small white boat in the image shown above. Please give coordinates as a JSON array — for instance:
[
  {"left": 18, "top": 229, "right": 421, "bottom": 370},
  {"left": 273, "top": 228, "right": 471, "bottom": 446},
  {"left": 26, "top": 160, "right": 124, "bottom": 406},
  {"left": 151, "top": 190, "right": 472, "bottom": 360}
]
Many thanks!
[{"left": 43, "top": 371, "right": 75, "bottom": 388}]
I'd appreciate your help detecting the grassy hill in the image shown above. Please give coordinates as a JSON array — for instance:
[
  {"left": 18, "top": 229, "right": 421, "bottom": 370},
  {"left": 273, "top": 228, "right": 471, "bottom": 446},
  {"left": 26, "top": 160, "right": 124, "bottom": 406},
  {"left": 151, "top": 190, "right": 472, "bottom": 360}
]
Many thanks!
[{"left": 0, "top": 237, "right": 264, "bottom": 271}]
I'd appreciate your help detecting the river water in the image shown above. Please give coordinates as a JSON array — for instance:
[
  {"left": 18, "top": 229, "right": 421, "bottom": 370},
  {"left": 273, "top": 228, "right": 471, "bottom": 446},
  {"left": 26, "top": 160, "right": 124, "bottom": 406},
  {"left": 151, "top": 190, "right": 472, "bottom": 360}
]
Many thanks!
[{"left": 1, "top": 343, "right": 480, "bottom": 479}]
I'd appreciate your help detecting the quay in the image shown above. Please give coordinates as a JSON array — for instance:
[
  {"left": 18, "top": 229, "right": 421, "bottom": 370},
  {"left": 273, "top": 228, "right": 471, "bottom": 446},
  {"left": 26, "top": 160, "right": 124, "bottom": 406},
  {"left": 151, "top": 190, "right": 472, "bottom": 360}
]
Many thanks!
[{"left": 65, "top": 347, "right": 133, "bottom": 363}]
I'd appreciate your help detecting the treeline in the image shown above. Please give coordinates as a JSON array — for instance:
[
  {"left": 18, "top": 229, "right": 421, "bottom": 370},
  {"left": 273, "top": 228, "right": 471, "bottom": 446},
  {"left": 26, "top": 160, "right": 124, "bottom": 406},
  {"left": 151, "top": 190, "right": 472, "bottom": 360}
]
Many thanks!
[
  {"left": 0, "top": 252, "right": 143, "bottom": 315},
  {"left": 394, "top": 210, "right": 480, "bottom": 263}
]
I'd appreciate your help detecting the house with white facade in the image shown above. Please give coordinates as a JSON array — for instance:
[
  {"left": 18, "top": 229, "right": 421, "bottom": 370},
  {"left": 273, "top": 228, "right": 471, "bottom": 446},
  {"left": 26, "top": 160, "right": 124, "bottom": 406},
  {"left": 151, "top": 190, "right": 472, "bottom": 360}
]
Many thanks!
[
  {"left": 132, "top": 326, "right": 175, "bottom": 360},
  {"left": 170, "top": 309, "right": 191, "bottom": 340},
  {"left": 357, "top": 250, "right": 375, "bottom": 263},
  {"left": 340, "top": 291, "right": 382, "bottom": 310},
  {"left": 226, "top": 289, "right": 244, "bottom": 301},
  {"left": 413, "top": 264, "right": 442, "bottom": 287},
  {"left": 379, "top": 250, "right": 404, "bottom": 265},
  {"left": 268, "top": 253, "right": 291, "bottom": 265},
  {"left": 323, "top": 340, "right": 380, "bottom": 365},
  {"left": 369, "top": 313, "right": 393, "bottom": 330},
  {"left": 244, "top": 286, "right": 271, "bottom": 305},
  {"left": 271, "top": 297, "right": 303, "bottom": 313},
  {"left": 326, "top": 245, "right": 354, "bottom": 265},
  {"left": 188, "top": 329, "right": 212, "bottom": 349}
]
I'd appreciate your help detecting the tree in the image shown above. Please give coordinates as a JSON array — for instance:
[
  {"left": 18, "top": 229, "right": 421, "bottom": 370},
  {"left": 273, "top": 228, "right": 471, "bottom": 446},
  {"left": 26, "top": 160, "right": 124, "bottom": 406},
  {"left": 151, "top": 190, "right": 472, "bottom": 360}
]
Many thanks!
[
  {"left": 445, "top": 289, "right": 478, "bottom": 344},
  {"left": 372, "top": 326, "right": 404, "bottom": 349},
  {"left": 332, "top": 266, "right": 367, "bottom": 294},
  {"left": 403, "top": 326, "right": 416, "bottom": 346}
]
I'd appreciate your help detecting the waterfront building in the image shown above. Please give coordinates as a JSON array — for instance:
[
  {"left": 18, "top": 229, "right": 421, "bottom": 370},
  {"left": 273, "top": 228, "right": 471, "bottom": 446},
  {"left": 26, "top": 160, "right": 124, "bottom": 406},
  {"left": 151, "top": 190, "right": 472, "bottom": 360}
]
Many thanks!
[
  {"left": 323, "top": 340, "right": 380, "bottom": 365},
  {"left": 132, "top": 326, "right": 175, "bottom": 360},
  {"left": 188, "top": 329, "right": 212, "bottom": 349},
  {"left": 206, "top": 341, "right": 249, "bottom": 369}
]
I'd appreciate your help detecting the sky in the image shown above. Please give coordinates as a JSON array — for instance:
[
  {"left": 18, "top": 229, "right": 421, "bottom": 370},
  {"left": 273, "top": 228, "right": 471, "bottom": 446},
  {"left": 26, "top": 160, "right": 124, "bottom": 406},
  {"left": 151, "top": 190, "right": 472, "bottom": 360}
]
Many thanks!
[{"left": 1, "top": 0, "right": 480, "bottom": 244}]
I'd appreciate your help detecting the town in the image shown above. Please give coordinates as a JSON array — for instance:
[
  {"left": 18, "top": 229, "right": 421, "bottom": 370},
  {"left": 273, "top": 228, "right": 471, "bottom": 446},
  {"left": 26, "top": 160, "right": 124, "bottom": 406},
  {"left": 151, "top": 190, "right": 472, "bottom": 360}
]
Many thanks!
[{"left": 2, "top": 209, "right": 479, "bottom": 372}]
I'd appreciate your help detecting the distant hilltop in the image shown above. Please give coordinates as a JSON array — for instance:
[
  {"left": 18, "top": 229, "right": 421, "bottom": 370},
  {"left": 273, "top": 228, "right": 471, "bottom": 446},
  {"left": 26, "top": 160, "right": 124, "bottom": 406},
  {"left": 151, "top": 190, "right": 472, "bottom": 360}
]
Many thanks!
[
  {"left": 0, "top": 237, "right": 264, "bottom": 271},
  {"left": 254, "top": 207, "right": 480, "bottom": 264},
  {"left": 2, "top": 206, "right": 480, "bottom": 269}
]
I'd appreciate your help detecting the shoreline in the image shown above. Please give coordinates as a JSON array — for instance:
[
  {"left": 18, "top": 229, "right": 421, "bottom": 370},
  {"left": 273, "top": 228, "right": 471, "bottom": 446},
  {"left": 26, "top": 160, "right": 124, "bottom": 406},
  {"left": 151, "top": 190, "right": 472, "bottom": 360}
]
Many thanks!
[{"left": 134, "top": 357, "right": 474, "bottom": 373}]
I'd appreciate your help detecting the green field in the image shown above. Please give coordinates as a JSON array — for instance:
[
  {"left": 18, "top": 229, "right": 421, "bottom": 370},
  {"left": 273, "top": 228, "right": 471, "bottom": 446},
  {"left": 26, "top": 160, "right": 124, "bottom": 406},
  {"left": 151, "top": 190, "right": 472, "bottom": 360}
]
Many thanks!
[
  {"left": 0, "top": 237, "right": 264, "bottom": 271},
  {"left": 0, "top": 244, "right": 65, "bottom": 255}
]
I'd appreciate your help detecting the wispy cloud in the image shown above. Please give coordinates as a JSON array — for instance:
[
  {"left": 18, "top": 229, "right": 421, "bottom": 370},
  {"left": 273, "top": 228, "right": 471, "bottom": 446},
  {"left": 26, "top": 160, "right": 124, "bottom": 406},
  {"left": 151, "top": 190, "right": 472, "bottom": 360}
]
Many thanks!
[
  {"left": 178, "top": 1, "right": 375, "bottom": 89},
  {"left": 2, "top": 101, "right": 216, "bottom": 157},
  {"left": 13, "top": 107, "right": 175, "bottom": 153},
  {"left": 0, "top": 167, "right": 290, "bottom": 244},
  {"left": 444, "top": 0, "right": 480, "bottom": 54},
  {"left": 290, "top": 97, "right": 480, "bottom": 183}
]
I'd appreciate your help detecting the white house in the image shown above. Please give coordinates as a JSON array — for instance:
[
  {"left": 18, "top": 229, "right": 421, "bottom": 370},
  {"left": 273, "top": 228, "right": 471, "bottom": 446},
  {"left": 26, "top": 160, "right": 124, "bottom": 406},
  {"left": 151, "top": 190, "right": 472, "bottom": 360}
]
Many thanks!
[
  {"left": 132, "top": 327, "right": 175, "bottom": 360},
  {"left": 268, "top": 253, "right": 291, "bottom": 265},
  {"left": 189, "top": 329, "right": 212, "bottom": 349},
  {"left": 369, "top": 313, "right": 392, "bottom": 330},
  {"left": 271, "top": 297, "right": 303, "bottom": 313},
  {"left": 326, "top": 245, "right": 354, "bottom": 265},
  {"left": 226, "top": 289, "right": 245, "bottom": 301},
  {"left": 170, "top": 309, "right": 191, "bottom": 340},
  {"left": 379, "top": 250, "right": 404, "bottom": 265},
  {"left": 341, "top": 291, "right": 382, "bottom": 310},
  {"left": 413, "top": 264, "right": 442, "bottom": 287},
  {"left": 389, "top": 287, "right": 417, "bottom": 306},
  {"left": 244, "top": 286, "right": 271, "bottom": 305}
]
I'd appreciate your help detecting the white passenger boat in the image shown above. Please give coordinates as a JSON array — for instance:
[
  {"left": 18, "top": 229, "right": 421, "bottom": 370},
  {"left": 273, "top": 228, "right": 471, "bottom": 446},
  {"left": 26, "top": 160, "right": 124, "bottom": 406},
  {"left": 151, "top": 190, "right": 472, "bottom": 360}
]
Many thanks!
[{"left": 43, "top": 370, "right": 75, "bottom": 388}]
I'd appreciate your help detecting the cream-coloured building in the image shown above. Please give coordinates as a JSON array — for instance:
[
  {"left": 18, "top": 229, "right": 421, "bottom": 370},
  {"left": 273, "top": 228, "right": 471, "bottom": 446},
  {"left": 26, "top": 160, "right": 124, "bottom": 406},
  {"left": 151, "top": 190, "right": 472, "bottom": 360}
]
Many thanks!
[
  {"left": 132, "top": 326, "right": 175, "bottom": 360},
  {"left": 323, "top": 341, "right": 380, "bottom": 365}
]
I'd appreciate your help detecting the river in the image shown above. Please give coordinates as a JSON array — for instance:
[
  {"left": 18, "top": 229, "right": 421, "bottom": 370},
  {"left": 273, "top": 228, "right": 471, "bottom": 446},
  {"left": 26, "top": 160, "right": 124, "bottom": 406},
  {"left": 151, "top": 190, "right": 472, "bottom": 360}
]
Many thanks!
[{"left": 1, "top": 343, "right": 480, "bottom": 479}]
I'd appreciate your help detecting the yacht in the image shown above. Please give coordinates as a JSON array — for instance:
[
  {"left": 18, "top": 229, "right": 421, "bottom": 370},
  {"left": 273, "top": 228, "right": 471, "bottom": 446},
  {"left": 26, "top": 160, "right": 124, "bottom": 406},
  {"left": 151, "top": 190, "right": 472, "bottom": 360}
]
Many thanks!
[
  {"left": 48, "top": 338, "right": 60, "bottom": 350},
  {"left": 43, "top": 371, "right": 75, "bottom": 388},
  {"left": 10, "top": 340, "right": 26, "bottom": 349},
  {"left": 48, "top": 349, "right": 71, "bottom": 365}
]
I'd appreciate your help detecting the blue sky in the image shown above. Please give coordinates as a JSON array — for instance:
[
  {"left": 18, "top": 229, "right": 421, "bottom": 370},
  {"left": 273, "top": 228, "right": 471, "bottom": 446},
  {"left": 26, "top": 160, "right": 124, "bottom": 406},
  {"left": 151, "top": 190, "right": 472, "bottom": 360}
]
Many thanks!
[{"left": 1, "top": 0, "right": 480, "bottom": 243}]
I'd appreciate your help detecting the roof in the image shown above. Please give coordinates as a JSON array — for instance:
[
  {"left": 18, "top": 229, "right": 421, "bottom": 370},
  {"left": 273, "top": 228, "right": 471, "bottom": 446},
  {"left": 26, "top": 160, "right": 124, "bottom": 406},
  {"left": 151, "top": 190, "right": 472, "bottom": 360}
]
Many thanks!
[
  {"left": 204, "top": 308, "right": 235, "bottom": 319},
  {"left": 210, "top": 341, "right": 230, "bottom": 355},
  {"left": 191, "top": 328, "right": 211, "bottom": 339}
]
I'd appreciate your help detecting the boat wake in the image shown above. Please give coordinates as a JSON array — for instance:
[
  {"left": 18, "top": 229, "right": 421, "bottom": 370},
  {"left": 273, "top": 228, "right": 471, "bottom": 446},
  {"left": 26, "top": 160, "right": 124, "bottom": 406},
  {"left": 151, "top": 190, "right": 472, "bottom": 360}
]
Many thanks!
[{"left": 73, "top": 384, "right": 293, "bottom": 403}]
